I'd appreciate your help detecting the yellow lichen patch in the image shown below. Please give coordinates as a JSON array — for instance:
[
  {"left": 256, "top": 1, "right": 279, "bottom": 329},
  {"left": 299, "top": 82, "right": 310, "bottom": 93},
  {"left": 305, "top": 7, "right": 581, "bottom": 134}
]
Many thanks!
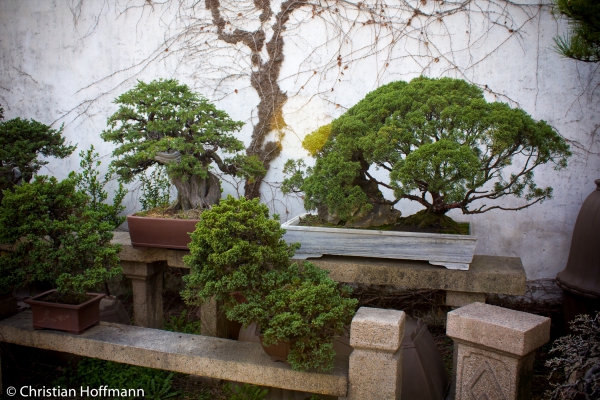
[{"left": 302, "top": 124, "right": 331, "bottom": 156}]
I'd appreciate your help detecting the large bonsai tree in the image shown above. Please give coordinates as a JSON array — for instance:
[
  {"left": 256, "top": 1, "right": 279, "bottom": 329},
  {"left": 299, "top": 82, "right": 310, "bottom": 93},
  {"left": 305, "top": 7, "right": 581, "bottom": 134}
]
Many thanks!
[
  {"left": 284, "top": 77, "right": 571, "bottom": 229},
  {"left": 0, "top": 116, "right": 75, "bottom": 202},
  {"left": 102, "top": 79, "right": 264, "bottom": 211}
]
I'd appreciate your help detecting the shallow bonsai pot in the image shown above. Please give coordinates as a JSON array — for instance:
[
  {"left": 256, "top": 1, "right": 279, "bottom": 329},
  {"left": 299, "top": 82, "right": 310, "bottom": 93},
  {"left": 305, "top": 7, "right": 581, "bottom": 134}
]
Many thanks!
[
  {"left": 282, "top": 213, "right": 477, "bottom": 270},
  {"left": 24, "top": 290, "right": 105, "bottom": 334},
  {"left": 0, "top": 293, "right": 18, "bottom": 320},
  {"left": 127, "top": 215, "right": 199, "bottom": 250},
  {"left": 255, "top": 324, "right": 297, "bottom": 363}
]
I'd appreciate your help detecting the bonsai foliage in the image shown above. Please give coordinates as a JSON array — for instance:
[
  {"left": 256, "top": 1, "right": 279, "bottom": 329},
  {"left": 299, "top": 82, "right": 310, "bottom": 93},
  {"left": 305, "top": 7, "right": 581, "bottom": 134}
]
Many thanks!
[
  {"left": 285, "top": 77, "right": 571, "bottom": 228},
  {"left": 546, "top": 312, "right": 600, "bottom": 399},
  {"left": 0, "top": 175, "right": 122, "bottom": 295},
  {"left": 227, "top": 262, "right": 357, "bottom": 372},
  {"left": 101, "top": 79, "right": 264, "bottom": 211},
  {"left": 75, "top": 145, "right": 127, "bottom": 229},
  {"left": 0, "top": 117, "right": 75, "bottom": 201},
  {"left": 553, "top": 0, "right": 600, "bottom": 62},
  {"left": 181, "top": 195, "right": 299, "bottom": 305}
]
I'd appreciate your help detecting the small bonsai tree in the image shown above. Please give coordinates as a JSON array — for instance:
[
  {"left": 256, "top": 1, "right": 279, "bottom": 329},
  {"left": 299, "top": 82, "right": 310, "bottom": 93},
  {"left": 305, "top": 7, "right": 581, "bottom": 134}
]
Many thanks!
[
  {"left": 101, "top": 79, "right": 264, "bottom": 212},
  {"left": 227, "top": 262, "right": 357, "bottom": 372},
  {"left": 181, "top": 195, "right": 298, "bottom": 305},
  {"left": 0, "top": 117, "right": 75, "bottom": 202},
  {"left": 0, "top": 175, "right": 122, "bottom": 301},
  {"left": 283, "top": 77, "right": 571, "bottom": 229},
  {"left": 546, "top": 312, "right": 600, "bottom": 399}
]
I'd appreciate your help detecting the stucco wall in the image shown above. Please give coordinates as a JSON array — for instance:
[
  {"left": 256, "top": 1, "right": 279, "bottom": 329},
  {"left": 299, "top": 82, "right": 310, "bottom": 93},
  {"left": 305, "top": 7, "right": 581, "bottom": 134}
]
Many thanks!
[{"left": 1, "top": 0, "right": 598, "bottom": 280}]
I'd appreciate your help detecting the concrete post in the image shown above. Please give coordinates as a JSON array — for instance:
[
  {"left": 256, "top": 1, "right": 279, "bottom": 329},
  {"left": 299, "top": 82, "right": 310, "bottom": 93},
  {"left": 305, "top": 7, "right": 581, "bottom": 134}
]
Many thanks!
[
  {"left": 446, "top": 302, "right": 551, "bottom": 400},
  {"left": 346, "top": 307, "right": 406, "bottom": 400},
  {"left": 122, "top": 261, "right": 167, "bottom": 329}
]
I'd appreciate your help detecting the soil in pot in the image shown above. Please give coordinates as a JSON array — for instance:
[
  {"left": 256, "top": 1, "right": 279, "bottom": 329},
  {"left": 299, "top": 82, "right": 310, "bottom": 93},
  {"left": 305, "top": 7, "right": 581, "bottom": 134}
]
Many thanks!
[
  {"left": 297, "top": 213, "right": 470, "bottom": 235},
  {"left": 24, "top": 290, "right": 105, "bottom": 334}
]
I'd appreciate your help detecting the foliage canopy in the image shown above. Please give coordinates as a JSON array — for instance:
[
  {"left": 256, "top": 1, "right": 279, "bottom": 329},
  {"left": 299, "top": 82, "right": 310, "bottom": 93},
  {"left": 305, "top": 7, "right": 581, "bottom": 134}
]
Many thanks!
[
  {"left": 102, "top": 79, "right": 264, "bottom": 211},
  {"left": 553, "top": 0, "right": 600, "bottom": 62},
  {"left": 0, "top": 117, "right": 75, "bottom": 201},
  {"left": 0, "top": 175, "right": 122, "bottom": 295},
  {"left": 284, "top": 77, "right": 571, "bottom": 226}
]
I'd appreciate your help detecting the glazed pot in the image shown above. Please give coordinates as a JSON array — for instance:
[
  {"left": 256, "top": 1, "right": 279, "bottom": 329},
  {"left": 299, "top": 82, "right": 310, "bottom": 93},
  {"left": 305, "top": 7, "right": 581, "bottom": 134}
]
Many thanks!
[
  {"left": 254, "top": 324, "right": 298, "bottom": 363},
  {"left": 127, "top": 215, "right": 199, "bottom": 249},
  {"left": 282, "top": 213, "right": 477, "bottom": 270},
  {"left": 24, "top": 290, "right": 105, "bottom": 334}
]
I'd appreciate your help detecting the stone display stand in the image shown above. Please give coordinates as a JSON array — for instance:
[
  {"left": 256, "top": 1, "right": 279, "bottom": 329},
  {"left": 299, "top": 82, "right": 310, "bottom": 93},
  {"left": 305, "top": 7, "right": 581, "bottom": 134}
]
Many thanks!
[
  {"left": 446, "top": 302, "right": 551, "bottom": 400},
  {"left": 112, "top": 232, "right": 526, "bottom": 335},
  {"left": 346, "top": 307, "right": 406, "bottom": 399}
]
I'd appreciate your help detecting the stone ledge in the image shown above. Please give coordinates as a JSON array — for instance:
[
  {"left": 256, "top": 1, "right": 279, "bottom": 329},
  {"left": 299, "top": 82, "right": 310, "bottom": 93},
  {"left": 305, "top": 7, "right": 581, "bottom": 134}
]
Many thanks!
[
  {"left": 0, "top": 312, "right": 348, "bottom": 397},
  {"left": 446, "top": 302, "right": 550, "bottom": 356},
  {"left": 112, "top": 232, "right": 526, "bottom": 296}
]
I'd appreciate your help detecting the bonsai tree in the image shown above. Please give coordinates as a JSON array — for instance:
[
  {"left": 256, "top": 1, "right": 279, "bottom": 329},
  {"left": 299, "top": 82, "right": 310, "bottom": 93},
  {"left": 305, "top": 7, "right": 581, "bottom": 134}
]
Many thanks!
[
  {"left": 283, "top": 77, "right": 571, "bottom": 230},
  {"left": 181, "top": 195, "right": 299, "bottom": 306},
  {"left": 0, "top": 116, "right": 75, "bottom": 202},
  {"left": 227, "top": 261, "right": 357, "bottom": 372},
  {"left": 0, "top": 174, "right": 122, "bottom": 302},
  {"left": 101, "top": 79, "right": 264, "bottom": 212}
]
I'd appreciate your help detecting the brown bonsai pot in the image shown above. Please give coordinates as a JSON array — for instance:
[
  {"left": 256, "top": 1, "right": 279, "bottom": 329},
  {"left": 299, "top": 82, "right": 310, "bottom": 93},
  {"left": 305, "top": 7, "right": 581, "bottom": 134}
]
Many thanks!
[
  {"left": 0, "top": 293, "right": 18, "bottom": 320},
  {"left": 24, "top": 290, "right": 105, "bottom": 334},
  {"left": 255, "top": 324, "right": 298, "bottom": 363},
  {"left": 127, "top": 215, "right": 199, "bottom": 249}
]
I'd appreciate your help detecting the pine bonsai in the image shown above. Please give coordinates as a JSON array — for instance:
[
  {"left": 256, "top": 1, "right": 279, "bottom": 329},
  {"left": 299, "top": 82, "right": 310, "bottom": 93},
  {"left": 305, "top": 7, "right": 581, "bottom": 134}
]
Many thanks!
[
  {"left": 0, "top": 117, "right": 75, "bottom": 202},
  {"left": 101, "top": 79, "right": 264, "bottom": 212},
  {"left": 0, "top": 175, "right": 122, "bottom": 299},
  {"left": 283, "top": 77, "right": 571, "bottom": 230},
  {"left": 553, "top": 0, "right": 600, "bottom": 62}
]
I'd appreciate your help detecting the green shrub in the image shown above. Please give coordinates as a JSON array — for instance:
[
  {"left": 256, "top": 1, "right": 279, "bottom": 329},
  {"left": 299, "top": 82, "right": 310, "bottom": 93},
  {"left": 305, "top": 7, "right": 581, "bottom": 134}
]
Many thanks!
[
  {"left": 0, "top": 117, "right": 75, "bottom": 202},
  {"left": 139, "top": 165, "right": 172, "bottom": 211},
  {"left": 227, "top": 262, "right": 357, "bottom": 372},
  {"left": 181, "top": 195, "right": 299, "bottom": 306},
  {"left": 284, "top": 77, "right": 571, "bottom": 228},
  {"left": 0, "top": 174, "right": 122, "bottom": 295},
  {"left": 164, "top": 309, "right": 202, "bottom": 335}
]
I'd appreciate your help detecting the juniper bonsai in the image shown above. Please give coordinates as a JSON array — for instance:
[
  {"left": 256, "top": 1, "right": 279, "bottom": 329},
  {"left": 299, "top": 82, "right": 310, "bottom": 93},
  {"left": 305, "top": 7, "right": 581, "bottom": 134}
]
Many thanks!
[
  {"left": 101, "top": 79, "right": 264, "bottom": 212},
  {"left": 284, "top": 77, "right": 571, "bottom": 229},
  {"left": 0, "top": 117, "right": 75, "bottom": 202},
  {"left": 0, "top": 175, "right": 122, "bottom": 297}
]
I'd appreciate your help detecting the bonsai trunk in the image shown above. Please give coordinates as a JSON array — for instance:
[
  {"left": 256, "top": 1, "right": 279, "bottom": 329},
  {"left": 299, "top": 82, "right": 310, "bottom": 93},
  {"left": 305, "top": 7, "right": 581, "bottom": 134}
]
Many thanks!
[{"left": 169, "top": 171, "right": 221, "bottom": 211}]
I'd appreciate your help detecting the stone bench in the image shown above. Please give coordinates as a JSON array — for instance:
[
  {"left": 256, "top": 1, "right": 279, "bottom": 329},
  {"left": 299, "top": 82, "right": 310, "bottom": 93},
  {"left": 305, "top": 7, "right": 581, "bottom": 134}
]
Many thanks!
[
  {"left": 112, "top": 232, "right": 526, "bottom": 331},
  {"left": 0, "top": 307, "right": 407, "bottom": 400}
]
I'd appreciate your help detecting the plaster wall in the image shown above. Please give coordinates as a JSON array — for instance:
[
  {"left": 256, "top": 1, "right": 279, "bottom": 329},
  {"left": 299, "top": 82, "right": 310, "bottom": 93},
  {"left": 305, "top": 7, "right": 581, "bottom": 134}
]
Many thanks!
[{"left": 1, "top": 0, "right": 598, "bottom": 280}]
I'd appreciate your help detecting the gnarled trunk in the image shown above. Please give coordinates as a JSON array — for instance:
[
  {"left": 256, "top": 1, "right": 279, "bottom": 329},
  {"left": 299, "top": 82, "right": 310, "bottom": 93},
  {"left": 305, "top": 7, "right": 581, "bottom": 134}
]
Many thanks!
[{"left": 169, "top": 172, "right": 221, "bottom": 211}]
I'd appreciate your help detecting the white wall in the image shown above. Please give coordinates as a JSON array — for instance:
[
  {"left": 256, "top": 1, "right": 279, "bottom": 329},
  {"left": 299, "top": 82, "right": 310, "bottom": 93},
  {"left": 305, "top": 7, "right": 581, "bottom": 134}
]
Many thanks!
[{"left": 1, "top": 0, "right": 598, "bottom": 280}]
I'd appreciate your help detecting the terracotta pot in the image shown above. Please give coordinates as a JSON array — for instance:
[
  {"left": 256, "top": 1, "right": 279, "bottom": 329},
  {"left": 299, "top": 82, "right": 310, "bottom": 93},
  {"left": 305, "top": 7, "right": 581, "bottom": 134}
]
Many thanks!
[
  {"left": 127, "top": 215, "right": 199, "bottom": 249},
  {"left": 0, "top": 293, "right": 18, "bottom": 320},
  {"left": 255, "top": 324, "right": 298, "bottom": 363},
  {"left": 24, "top": 290, "right": 105, "bottom": 334}
]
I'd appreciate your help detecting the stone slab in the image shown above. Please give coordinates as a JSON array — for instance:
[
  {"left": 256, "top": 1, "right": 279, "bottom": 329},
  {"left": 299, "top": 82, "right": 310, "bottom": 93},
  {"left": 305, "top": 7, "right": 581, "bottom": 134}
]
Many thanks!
[
  {"left": 347, "top": 349, "right": 402, "bottom": 400},
  {"left": 349, "top": 307, "right": 405, "bottom": 352},
  {"left": 305, "top": 255, "right": 526, "bottom": 295},
  {"left": 0, "top": 312, "right": 348, "bottom": 397},
  {"left": 446, "top": 291, "right": 487, "bottom": 308},
  {"left": 113, "top": 232, "right": 526, "bottom": 296},
  {"left": 446, "top": 302, "right": 550, "bottom": 356}
]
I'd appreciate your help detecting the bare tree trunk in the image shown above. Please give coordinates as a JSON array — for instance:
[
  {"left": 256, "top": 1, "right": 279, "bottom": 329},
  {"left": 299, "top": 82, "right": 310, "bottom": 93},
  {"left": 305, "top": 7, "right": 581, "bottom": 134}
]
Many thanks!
[{"left": 169, "top": 171, "right": 221, "bottom": 211}]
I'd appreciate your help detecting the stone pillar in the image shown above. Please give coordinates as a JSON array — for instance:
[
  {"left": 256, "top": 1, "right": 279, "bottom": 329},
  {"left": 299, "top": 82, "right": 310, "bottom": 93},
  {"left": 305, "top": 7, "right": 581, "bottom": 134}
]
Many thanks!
[
  {"left": 122, "top": 261, "right": 167, "bottom": 329},
  {"left": 445, "top": 291, "right": 486, "bottom": 308},
  {"left": 346, "top": 307, "right": 406, "bottom": 400},
  {"left": 197, "top": 297, "right": 227, "bottom": 338},
  {"left": 446, "top": 302, "right": 551, "bottom": 400}
]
